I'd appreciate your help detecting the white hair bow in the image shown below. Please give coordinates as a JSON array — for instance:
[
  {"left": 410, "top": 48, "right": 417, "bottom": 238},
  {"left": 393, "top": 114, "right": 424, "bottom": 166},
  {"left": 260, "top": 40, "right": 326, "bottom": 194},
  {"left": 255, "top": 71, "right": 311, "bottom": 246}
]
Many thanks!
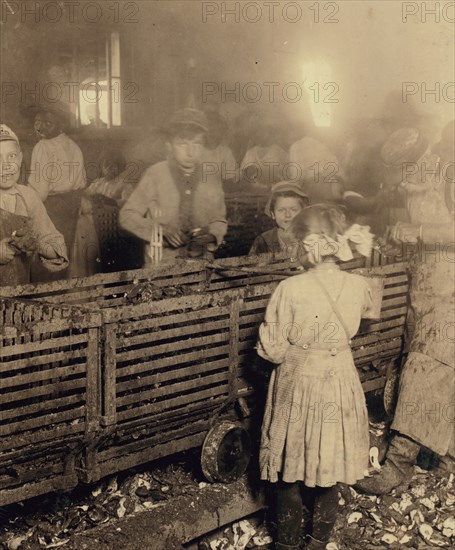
[{"left": 302, "top": 224, "right": 373, "bottom": 264}]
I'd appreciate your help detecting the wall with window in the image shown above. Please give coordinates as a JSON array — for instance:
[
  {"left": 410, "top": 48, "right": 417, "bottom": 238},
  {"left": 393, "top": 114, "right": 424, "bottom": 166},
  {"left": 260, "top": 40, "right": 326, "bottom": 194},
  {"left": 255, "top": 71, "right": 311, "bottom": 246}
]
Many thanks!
[{"left": 1, "top": 1, "right": 452, "bottom": 156}]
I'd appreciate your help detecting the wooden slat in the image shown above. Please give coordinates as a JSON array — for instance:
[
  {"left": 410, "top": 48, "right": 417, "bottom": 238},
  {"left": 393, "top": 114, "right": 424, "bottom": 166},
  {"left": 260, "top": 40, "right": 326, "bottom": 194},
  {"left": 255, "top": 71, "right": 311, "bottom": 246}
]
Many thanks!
[
  {"left": 0, "top": 333, "right": 87, "bottom": 358},
  {"left": 116, "top": 331, "right": 230, "bottom": 362},
  {"left": 86, "top": 327, "right": 100, "bottom": 432},
  {"left": 382, "top": 284, "right": 408, "bottom": 297},
  {"left": 114, "top": 396, "right": 225, "bottom": 433},
  {"left": 100, "top": 418, "right": 213, "bottom": 462},
  {"left": 228, "top": 297, "right": 241, "bottom": 399},
  {"left": 0, "top": 406, "right": 85, "bottom": 437},
  {"left": 0, "top": 393, "right": 84, "bottom": 422},
  {"left": 0, "top": 348, "right": 87, "bottom": 374},
  {"left": 382, "top": 274, "right": 408, "bottom": 286},
  {"left": 0, "top": 445, "right": 73, "bottom": 470},
  {"left": 116, "top": 345, "right": 230, "bottom": 377},
  {"left": 353, "top": 340, "right": 402, "bottom": 359},
  {"left": 103, "top": 323, "right": 118, "bottom": 426},
  {"left": 380, "top": 306, "right": 408, "bottom": 319},
  {"left": 117, "top": 385, "right": 228, "bottom": 422},
  {"left": 1, "top": 377, "right": 87, "bottom": 406},
  {"left": 117, "top": 304, "right": 229, "bottom": 333},
  {"left": 1, "top": 362, "right": 87, "bottom": 389},
  {"left": 362, "top": 376, "right": 388, "bottom": 392},
  {"left": 381, "top": 296, "right": 409, "bottom": 309},
  {"left": 359, "top": 315, "right": 406, "bottom": 333},
  {"left": 111, "top": 407, "right": 219, "bottom": 447},
  {"left": 352, "top": 327, "right": 404, "bottom": 348},
  {"left": 117, "top": 358, "right": 228, "bottom": 392},
  {"left": 96, "top": 431, "right": 207, "bottom": 478},
  {"left": 117, "top": 317, "right": 230, "bottom": 349},
  {"left": 0, "top": 423, "right": 85, "bottom": 452},
  {"left": 117, "top": 371, "right": 229, "bottom": 407}
]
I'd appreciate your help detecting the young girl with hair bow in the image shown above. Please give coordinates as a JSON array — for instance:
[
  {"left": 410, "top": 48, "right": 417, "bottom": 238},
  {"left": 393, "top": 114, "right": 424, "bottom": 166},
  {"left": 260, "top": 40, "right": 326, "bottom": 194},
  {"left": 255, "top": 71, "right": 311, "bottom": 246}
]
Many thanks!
[{"left": 257, "top": 204, "right": 375, "bottom": 550}]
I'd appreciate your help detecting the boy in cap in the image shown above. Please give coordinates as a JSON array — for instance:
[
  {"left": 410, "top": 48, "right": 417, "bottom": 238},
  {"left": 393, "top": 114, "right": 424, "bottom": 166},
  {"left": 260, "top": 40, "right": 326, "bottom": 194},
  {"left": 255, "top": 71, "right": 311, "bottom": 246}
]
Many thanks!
[
  {"left": 119, "top": 108, "right": 227, "bottom": 266},
  {"left": 23, "top": 100, "right": 86, "bottom": 280},
  {"left": 0, "top": 124, "right": 68, "bottom": 286},
  {"left": 249, "top": 180, "right": 309, "bottom": 257}
]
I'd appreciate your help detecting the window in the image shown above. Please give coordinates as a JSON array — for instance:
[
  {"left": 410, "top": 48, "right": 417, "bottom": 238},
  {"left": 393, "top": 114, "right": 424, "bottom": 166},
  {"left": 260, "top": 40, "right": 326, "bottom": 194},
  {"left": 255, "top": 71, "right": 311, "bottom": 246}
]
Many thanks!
[{"left": 75, "top": 31, "right": 122, "bottom": 128}]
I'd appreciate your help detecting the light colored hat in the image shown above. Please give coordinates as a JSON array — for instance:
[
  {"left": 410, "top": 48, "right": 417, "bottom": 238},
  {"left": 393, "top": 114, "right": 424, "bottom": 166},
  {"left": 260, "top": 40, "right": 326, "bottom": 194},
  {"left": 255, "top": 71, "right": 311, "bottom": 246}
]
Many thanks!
[
  {"left": 264, "top": 180, "right": 309, "bottom": 217},
  {"left": 0, "top": 124, "right": 20, "bottom": 145},
  {"left": 381, "top": 128, "right": 428, "bottom": 167},
  {"left": 167, "top": 108, "right": 209, "bottom": 133}
]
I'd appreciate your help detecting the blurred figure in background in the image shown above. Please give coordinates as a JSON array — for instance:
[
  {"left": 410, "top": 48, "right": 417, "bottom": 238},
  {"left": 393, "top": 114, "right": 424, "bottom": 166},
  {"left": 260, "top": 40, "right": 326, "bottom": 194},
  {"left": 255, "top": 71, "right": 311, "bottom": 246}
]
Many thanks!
[
  {"left": 241, "top": 124, "right": 289, "bottom": 189},
  {"left": 289, "top": 135, "right": 344, "bottom": 196},
  {"left": 356, "top": 124, "right": 455, "bottom": 495},
  {"left": 22, "top": 100, "right": 86, "bottom": 281},
  {"left": 202, "top": 111, "right": 239, "bottom": 188},
  {"left": 70, "top": 148, "right": 135, "bottom": 278}
]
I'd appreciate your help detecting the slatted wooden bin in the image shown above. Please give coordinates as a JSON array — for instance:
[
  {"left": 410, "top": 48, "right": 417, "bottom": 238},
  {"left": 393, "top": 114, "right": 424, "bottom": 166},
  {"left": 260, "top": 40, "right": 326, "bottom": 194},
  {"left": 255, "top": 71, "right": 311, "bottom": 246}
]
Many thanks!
[
  {"left": 0, "top": 298, "right": 101, "bottom": 506},
  {"left": 0, "top": 252, "right": 409, "bottom": 504}
]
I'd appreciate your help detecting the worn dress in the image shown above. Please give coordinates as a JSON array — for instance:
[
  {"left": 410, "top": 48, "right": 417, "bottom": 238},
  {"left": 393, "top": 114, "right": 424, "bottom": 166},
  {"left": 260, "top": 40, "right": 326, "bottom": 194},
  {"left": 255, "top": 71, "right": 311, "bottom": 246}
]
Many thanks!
[{"left": 257, "top": 263, "right": 373, "bottom": 487}]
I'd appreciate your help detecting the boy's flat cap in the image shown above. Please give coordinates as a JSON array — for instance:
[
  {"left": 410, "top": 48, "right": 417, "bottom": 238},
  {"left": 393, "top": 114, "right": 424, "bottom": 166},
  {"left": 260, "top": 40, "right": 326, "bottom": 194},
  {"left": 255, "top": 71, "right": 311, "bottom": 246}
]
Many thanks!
[
  {"left": 0, "top": 124, "right": 20, "bottom": 145},
  {"left": 265, "top": 180, "right": 309, "bottom": 217},
  {"left": 167, "top": 108, "right": 209, "bottom": 132},
  {"left": 381, "top": 128, "right": 428, "bottom": 167}
]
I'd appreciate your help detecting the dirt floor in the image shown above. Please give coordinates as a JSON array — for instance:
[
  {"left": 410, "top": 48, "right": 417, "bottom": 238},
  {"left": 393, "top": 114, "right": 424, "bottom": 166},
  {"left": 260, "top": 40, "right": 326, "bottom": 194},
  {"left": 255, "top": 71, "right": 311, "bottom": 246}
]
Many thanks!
[
  {"left": 1, "top": 445, "right": 454, "bottom": 550},
  {"left": 0, "top": 396, "right": 453, "bottom": 550}
]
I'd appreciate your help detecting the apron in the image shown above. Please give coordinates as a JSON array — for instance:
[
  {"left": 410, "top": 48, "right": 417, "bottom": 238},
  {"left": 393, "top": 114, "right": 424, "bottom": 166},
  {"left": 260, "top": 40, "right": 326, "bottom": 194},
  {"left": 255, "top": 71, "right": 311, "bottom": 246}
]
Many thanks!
[
  {"left": 0, "top": 208, "right": 32, "bottom": 286},
  {"left": 30, "top": 190, "right": 82, "bottom": 282},
  {"left": 392, "top": 178, "right": 455, "bottom": 455}
]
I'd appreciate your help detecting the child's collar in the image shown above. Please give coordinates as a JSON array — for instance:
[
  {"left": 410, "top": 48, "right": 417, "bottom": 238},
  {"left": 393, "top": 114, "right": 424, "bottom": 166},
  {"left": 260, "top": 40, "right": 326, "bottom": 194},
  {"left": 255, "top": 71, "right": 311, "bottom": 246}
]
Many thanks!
[
  {"left": 0, "top": 184, "right": 20, "bottom": 196},
  {"left": 168, "top": 158, "right": 201, "bottom": 182}
]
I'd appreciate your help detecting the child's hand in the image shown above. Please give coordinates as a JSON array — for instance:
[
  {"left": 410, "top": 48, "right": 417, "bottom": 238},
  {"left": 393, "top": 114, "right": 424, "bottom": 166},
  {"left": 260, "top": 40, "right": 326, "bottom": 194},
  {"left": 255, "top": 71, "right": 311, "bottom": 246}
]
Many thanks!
[
  {"left": 0, "top": 238, "right": 17, "bottom": 264},
  {"left": 187, "top": 229, "right": 217, "bottom": 257},
  {"left": 162, "top": 225, "right": 188, "bottom": 248},
  {"left": 9, "top": 229, "right": 39, "bottom": 256},
  {"left": 386, "top": 222, "right": 421, "bottom": 244}
]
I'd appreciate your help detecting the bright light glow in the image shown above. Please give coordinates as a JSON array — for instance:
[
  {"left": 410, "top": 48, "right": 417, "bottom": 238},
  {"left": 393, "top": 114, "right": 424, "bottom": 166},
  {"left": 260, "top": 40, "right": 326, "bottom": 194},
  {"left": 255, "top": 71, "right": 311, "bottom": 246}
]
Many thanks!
[
  {"left": 302, "top": 62, "right": 333, "bottom": 127},
  {"left": 79, "top": 81, "right": 109, "bottom": 126}
]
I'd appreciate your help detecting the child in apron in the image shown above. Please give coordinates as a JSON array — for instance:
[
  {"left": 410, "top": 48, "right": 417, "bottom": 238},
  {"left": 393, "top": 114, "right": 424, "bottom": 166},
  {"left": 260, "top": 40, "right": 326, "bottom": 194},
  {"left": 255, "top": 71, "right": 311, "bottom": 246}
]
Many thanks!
[
  {"left": 257, "top": 204, "right": 375, "bottom": 550},
  {"left": 0, "top": 124, "right": 68, "bottom": 286}
]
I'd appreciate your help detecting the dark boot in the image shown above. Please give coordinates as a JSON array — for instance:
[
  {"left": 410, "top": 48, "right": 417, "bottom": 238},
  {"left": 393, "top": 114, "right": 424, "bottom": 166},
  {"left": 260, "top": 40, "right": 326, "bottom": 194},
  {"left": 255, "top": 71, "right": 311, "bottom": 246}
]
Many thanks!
[
  {"left": 355, "top": 434, "right": 420, "bottom": 495},
  {"left": 276, "top": 543, "right": 300, "bottom": 550},
  {"left": 433, "top": 454, "right": 455, "bottom": 477},
  {"left": 304, "top": 534, "right": 327, "bottom": 549},
  {"left": 276, "top": 481, "right": 303, "bottom": 548},
  {"left": 305, "top": 485, "right": 339, "bottom": 549}
]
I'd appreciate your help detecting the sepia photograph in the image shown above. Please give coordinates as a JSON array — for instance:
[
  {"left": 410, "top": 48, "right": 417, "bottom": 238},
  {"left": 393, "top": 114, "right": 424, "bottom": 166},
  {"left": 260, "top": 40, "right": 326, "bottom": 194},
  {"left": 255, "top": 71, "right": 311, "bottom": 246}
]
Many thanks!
[{"left": 0, "top": 1, "right": 454, "bottom": 548}]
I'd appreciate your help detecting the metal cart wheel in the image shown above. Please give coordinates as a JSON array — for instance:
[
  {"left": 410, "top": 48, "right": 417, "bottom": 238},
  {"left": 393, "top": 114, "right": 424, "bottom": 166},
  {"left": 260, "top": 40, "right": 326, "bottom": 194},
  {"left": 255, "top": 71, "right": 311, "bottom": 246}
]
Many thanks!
[{"left": 201, "top": 421, "right": 251, "bottom": 483}]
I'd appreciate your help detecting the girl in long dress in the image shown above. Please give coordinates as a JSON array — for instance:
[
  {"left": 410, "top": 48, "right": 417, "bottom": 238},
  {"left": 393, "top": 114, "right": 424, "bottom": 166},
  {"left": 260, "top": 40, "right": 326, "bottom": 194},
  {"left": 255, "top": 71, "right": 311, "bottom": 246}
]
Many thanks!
[{"left": 257, "top": 204, "right": 375, "bottom": 549}]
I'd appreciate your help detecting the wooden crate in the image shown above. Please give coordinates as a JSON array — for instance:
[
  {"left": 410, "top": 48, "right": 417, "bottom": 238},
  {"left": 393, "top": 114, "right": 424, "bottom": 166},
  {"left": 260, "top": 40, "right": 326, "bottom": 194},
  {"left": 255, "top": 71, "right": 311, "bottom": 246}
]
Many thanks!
[
  {"left": 0, "top": 298, "right": 101, "bottom": 506},
  {"left": 0, "top": 253, "right": 409, "bottom": 500}
]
